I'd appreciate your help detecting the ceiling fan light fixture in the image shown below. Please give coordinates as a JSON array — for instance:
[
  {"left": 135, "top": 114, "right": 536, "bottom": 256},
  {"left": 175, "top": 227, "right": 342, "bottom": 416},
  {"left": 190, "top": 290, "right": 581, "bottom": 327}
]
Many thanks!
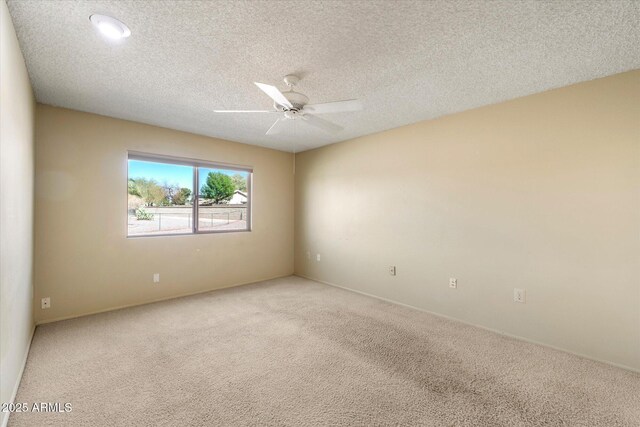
[{"left": 90, "top": 14, "right": 131, "bottom": 40}]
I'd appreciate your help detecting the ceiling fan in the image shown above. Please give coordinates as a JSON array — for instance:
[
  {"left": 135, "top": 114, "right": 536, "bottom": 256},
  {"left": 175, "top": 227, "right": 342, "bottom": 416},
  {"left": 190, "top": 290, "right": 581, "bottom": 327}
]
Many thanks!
[{"left": 214, "top": 75, "right": 362, "bottom": 135}]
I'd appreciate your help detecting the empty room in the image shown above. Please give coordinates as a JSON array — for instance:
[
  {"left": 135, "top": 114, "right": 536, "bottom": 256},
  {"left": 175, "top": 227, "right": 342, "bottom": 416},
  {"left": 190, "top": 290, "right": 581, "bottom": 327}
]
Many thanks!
[{"left": 1, "top": 0, "right": 639, "bottom": 426}]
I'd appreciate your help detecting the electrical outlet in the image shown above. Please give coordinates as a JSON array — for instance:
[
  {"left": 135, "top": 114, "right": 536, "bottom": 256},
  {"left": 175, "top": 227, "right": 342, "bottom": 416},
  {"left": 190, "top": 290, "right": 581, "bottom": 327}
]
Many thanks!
[
  {"left": 389, "top": 266, "right": 396, "bottom": 276},
  {"left": 41, "top": 297, "right": 51, "bottom": 309},
  {"left": 449, "top": 278, "right": 457, "bottom": 289},
  {"left": 514, "top": 288, "right": 526, "bottom": 303},
  {"left": 153, "top": 273, "right": 160, "bottom": 283},
  {"left": 316, "top": 254, "right": 321, "bottom": 262},
  {"left": 306, "top": 251, "right": 311, "bottom": 260}
]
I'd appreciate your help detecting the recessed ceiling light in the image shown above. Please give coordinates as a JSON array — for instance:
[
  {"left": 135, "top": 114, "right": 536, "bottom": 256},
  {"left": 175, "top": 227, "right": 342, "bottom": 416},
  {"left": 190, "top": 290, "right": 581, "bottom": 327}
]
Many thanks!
[{"left": 89, "top": 14, "right": 131, "bottom": 40}]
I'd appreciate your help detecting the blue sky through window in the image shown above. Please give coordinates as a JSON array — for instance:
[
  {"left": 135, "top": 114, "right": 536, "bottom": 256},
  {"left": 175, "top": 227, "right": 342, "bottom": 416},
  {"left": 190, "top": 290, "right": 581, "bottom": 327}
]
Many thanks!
[
  {"left": 128, "top": 160, "right": 192, "bottom": 188},
  {"left": 128, "top": 159, "right": 248, "bottom": 190}
]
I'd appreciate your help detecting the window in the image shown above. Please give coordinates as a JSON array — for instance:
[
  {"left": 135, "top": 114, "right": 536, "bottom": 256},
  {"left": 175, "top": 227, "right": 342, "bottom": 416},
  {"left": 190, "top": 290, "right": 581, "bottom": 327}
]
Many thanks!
[{"left": 127, "top": 153, "right": 251, "bottom": 237}]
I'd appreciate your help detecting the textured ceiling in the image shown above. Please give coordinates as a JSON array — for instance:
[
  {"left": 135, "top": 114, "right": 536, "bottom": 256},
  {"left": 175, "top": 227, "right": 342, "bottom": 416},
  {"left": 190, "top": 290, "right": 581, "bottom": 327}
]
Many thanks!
[{"left": 7, "top": 0, "right": 640, "bottom": 152}]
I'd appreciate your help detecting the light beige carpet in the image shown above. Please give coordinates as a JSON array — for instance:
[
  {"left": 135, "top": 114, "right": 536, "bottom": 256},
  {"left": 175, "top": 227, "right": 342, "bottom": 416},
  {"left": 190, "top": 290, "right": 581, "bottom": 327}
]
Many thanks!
[{"left": 9, "top": 276, "right": 640, "bottom": 426}]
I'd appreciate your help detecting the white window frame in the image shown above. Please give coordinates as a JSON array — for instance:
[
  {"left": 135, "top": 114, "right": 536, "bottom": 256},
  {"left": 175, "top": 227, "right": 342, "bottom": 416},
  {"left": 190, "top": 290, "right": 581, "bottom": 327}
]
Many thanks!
[{"left": 127, "top": 151, "right": 252, "bottom": 238}]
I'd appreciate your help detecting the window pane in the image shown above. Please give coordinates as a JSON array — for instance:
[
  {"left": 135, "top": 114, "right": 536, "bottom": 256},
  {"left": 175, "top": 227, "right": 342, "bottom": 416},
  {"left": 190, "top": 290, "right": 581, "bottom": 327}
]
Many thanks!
[
  {"left": 128, "top": 159, "right": 194, "bottom": 236},
  {"left": 198, "top": 167, "right": 249, "bottom": 232}
]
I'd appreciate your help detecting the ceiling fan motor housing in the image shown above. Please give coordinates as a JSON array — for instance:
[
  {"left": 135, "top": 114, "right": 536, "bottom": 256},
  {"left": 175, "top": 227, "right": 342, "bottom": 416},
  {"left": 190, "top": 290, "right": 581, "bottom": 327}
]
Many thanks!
[
  {"left": 214, "top": 74, "right": 357, "bottom": 134},
  {"left": 275, "top": 91, "right": 309, "bottom": 113}
]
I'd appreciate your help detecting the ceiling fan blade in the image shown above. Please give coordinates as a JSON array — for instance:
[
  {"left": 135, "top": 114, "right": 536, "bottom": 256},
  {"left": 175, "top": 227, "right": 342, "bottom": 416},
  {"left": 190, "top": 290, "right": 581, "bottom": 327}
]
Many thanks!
[
  {"left": 254, "top": 82, "right": 293, "bottom": 109},
  {"left": 301, "top": 114, "right": 343, "bottom": 135},
  {"left": 303, "top": 99, "right": 362, "bottom": 114},
  {"left": 213, "top": 110, "right": 277, "bottom": 113},
  {"left": 266, "top": 118, "right": 288, "bottom": 135}
]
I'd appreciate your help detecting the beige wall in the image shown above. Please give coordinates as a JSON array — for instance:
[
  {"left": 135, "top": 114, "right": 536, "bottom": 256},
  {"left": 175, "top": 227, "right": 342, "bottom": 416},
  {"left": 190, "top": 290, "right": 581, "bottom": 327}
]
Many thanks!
[
  {"left": 0, "top": 0, "right": 35, "bottom": 417},
  {"left": 34, "top": 105, "right": 294, "bottom": 323},
  {"left": 294, "top": 71, "right": 640, "bottom": 371}
]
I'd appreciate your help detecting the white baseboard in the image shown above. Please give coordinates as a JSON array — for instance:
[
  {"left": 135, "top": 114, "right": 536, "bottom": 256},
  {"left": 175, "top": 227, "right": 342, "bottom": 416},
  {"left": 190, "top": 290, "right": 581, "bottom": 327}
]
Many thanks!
[
  {"left": 295, "top": 274, "right": 640, "bottom": 374},
  {"left": 1, "top": 325, "right": 36, "bottom": 427},
  {"left": 36, "top": 273, "right": 293, "bottom": 325}
]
